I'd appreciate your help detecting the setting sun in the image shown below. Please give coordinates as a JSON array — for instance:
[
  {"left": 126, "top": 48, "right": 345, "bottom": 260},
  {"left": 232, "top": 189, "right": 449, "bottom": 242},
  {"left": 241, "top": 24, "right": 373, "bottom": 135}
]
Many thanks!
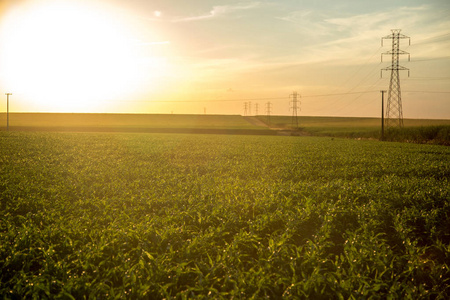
[
  {"left": 0, "top": 1, "right": 169, "bottom": 112},
  {"left": 0, "top": 0, "right": 448, "bottom": 117}
]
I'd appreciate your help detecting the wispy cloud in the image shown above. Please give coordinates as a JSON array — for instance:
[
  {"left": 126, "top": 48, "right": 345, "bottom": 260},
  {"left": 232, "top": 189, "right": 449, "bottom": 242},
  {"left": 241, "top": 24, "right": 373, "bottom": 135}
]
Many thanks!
[
  {"left": 173, "top": 2, "right": 260, "bottom": 22},
  {"left": 276, "top": 4, "right": 449, "bottom": 65},
  {"left": 138, "top": 41, "right": 170, "bottom": 46},
  {"left": 324, "top": 5, "right": 428, "bottom": 36}
]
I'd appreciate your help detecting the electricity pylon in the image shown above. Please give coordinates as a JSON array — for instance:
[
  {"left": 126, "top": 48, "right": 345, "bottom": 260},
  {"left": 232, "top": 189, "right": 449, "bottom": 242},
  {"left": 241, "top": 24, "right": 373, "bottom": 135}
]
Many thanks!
[
  {"left": 289, "top": 91, "right": 300, "bottom": 129},
  {"left": 265, "top": 102, "right": 272, "bottom": 124},
  {"left": 381, "top": 29, "right": 410, "bottom": 128}
]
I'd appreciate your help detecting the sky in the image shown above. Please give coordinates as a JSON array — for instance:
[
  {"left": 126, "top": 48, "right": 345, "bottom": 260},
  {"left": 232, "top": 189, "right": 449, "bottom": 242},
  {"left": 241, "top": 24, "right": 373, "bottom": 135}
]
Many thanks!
[{"left": 0, "top": 0, "right": 449, "bottom": 118}]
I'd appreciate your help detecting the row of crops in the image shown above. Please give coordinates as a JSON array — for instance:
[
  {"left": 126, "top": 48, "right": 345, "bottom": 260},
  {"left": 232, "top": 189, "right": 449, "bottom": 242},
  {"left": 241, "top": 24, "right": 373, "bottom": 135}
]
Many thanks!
[{"left": 1, "top": 132, "right": 449, "bottom": 298}]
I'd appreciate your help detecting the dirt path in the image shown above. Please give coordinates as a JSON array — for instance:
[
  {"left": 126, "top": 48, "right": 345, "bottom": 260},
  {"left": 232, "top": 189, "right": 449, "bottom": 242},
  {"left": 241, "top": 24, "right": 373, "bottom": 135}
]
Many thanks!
[
  {"left": 243, "top": 116, "right": 304, "bottom": 136},
  {"left": 243, "top": 116, "right": 270, "bottom": 128},
  {"left": 243, "top": 116, "right": 291, "bottom": 131}
]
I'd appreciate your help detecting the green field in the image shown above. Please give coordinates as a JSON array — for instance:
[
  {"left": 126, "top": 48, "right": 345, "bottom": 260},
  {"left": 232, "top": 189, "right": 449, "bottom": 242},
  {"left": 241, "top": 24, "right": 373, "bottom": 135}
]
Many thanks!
[
  {"left": 1, "top": 132, "right": 449, "bottom": 298},
  {"left": 261, "top": 116, "right": 450, "bottom": 144},
  {"left": 264, "top": 115, "right": 450, "bottom": 133},
  {"left": 2, "top": 113, "right": 449, "bottom": 145},
  {"left": 0, "top": 113, "right": 261, "bottom": 130},
  {"left": 266, "top": 115, "right": 450, "bottom": 129},
  {"left": 2, "top": 113, "right": 450, "bottom": 131}
]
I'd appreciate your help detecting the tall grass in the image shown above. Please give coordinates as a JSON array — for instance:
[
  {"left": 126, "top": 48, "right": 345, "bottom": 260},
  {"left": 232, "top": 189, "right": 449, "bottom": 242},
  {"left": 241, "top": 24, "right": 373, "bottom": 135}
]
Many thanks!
[
  {"left": 258, "top": 115, "right": 450, "bottom": 145},
  {"left": 302, "top": 125, "right": 450, "bottom": 145},
  {"left": 383, "top": 126, "right": 450, "bottom": 146}
]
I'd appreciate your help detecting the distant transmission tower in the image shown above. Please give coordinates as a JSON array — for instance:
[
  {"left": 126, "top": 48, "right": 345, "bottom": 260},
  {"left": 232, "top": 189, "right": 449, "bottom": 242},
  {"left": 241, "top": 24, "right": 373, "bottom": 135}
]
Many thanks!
[
  {"left": 255, "top": 103, "right": 259, "bottom": 115},
  {"left": 290, "top": 91, "right": 300, "bottom": 128},
  {"left": 243, "top": 102, "right": 248, "bottom": 116},
  {"left": 266, "top": 102, "right": 272, "bottom": 124},
  {"left": 381, "top": 29, "right": 410, "bottom": 128}
]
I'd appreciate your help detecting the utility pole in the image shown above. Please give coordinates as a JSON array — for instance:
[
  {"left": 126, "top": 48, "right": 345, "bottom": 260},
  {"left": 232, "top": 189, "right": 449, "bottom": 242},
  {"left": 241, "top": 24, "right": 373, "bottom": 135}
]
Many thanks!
[
  {"left": 266, "top": 102, "right": 272, "bottom": 125},
  {"left": 290, "top": 91, "right": 300, "bottom": 129},
  {"left": 380, "top": 90, "right": 386, "bottom": 140},
  {"left": 381, "top": 29, "right": 410, "bottom": 128},
  {"left": 5, "top": 93, "right": 12, "bottom": 132}
]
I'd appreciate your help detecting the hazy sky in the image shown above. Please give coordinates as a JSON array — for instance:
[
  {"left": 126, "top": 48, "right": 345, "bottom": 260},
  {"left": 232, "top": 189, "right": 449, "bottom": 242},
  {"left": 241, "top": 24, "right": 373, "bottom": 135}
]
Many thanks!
[{"left": 0, "top": 0, "right": 449, "bottom": 118}]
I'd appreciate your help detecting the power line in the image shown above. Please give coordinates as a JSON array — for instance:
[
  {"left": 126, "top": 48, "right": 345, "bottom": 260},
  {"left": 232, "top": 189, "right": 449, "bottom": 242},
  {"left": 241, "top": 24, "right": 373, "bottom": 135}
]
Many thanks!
[
  {"left": 340, "top": 92, "right": 380, "bottom": 116},
  {"left": 310, "top": 52, "right": 384, "bottom": 113},
  {"left": 311, "top": 91, "right": 377, "bottom": 114},
  {"left": 332, "top": 78, "right": 383, "bottom": 115},
  {"left": 117, "top": 97, "right": 290, "bottom": 103},
  {"left": 413, "top": 32, "right": 450, "bottom": 45},
  {"left": 332, "top": 46, "right": 383, "bottom": 92},
  {"left": 407, "top": 77, "right": 450, "bottom": 81},
  {"left": 303, "top": 90, "right": 378, "bottom": 98},
  {"left": 83, "top": 91, "right": 379, "bottom": 104},
  {"left": 404, "top": 90, "right": 450, "bottom": 94},
  {"left": 410, "top": 56, "right": 450, "bottom": 62}
]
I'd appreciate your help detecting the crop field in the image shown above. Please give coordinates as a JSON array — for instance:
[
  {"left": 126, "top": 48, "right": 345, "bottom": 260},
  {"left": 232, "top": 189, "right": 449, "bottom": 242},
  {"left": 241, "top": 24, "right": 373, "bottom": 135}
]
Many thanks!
[
  {"left": 1, "top": 132, "right": 449, "bottom": 298},
  {"left": 0, "top": 113, "right": 262, "bottom": 131},
  {"left": 261, "top": 116, "right": 450, "bottom": 144},
  {"left": 265, "top": 115, "right": 450, "bottom": 129},
  {"left": 2, "top": 113, "right": 450, "bottom": 145}
]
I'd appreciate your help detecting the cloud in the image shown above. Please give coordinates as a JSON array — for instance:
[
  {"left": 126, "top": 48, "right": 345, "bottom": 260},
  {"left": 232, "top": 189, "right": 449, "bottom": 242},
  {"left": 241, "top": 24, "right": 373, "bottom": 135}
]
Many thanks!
[
  {"left": 173, "top": 2, "right": 260, "bottom": 22},
  {"left": 138, "top": 41, "right": 170, "bottom": 46},
  {"left": 277, "top": 9, "right": 312, "bottom": 23},
  {"left": 276, "top": 4, "right": 449, "bottom": 65},
  {"left": 323, "top": 5, "right": 428, "bottom": 36},
  {"left": 277, "top": 10, "right": 327, "bottom": 38}
]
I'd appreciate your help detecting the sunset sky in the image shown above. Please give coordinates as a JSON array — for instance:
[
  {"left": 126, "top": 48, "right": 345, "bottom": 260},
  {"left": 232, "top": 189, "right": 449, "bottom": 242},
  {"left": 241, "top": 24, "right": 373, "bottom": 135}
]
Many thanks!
[{"left": 0, "top": 0, "right": 449, "bottom": 118}]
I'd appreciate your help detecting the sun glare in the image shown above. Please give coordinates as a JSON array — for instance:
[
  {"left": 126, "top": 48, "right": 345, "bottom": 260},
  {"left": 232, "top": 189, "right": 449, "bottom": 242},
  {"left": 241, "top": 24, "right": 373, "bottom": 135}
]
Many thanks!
[{"left": 0, "top": 1, "right": 166, "bottom": 112}]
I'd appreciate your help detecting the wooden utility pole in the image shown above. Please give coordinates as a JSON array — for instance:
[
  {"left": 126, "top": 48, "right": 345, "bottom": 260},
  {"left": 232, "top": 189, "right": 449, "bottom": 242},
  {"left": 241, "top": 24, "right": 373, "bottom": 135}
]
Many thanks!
[
  {"left": 381, "top": 90, "right": 386, "bottom": 140},
  {"left": 5, "top": 93, "right": 12, "bottom": 131}
]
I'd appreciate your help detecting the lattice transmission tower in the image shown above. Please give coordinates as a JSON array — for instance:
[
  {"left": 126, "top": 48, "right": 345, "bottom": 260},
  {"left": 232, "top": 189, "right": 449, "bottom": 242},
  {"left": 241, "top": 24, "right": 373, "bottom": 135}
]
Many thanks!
[
  {"left": 265, "top": 102, "right": 272, "bottom": 124},
  {"left": 381, "top": 29, "right": 410, "bottom": 128},
  {"left": 289, "top": 91, "right": 300, "bottom": 129}
]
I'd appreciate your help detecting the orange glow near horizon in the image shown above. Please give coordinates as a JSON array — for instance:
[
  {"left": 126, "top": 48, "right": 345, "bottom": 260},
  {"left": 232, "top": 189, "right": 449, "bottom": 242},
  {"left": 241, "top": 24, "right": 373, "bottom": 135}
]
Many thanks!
[
  {"left": 0, "top": 1, "right": 171, "bottom": 112},
  {"left": 0, "top": 1, "right": 449, "bottom": 118}
]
